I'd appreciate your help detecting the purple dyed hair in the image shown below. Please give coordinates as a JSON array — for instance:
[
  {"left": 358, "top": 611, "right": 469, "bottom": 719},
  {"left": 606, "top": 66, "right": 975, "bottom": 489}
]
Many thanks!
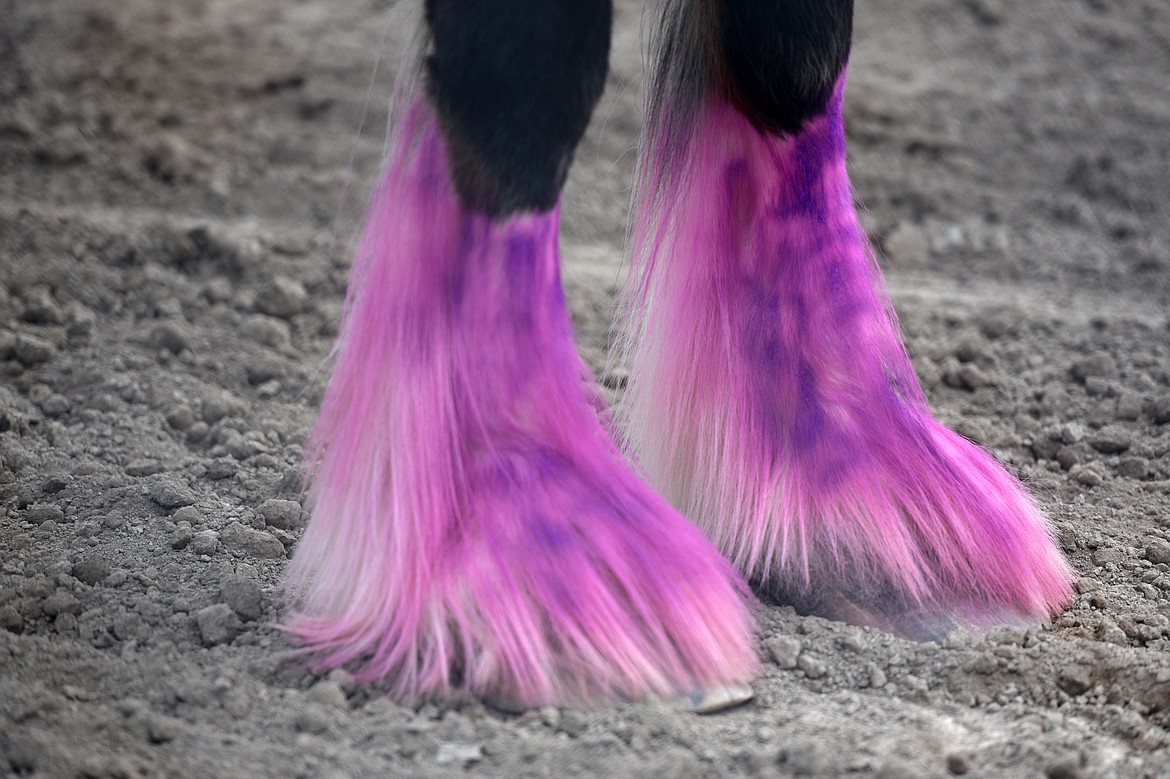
[{"left": 618, "top": 8, "right": 1073, "bottom": 634}]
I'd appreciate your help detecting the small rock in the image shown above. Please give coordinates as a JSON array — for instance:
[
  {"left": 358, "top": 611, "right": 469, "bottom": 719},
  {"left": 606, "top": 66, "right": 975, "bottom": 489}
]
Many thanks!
[
  {"left": 40, "top": 394, "right": 70, "bottom": 417},
  {"left": 14, "top": 334, "right": 56, "bottom": 365},
  {"left": 126, "top": 460, "right": 165, "bottom": 477},
  {"left": 1119, "top": 457, "right": 1149, "bottom": 480},
  {"left": 1057, "top": 666, "right": 1092, "bottom": 696},
  {"left": 307, "top": 680, "right": 349, "bottom": 711},
  {"left": 195, "top": 603, "right": 239, "bottom": 646},
  {"left": 20, "top": 287, "right": 65, "bottom": 324},
  {"left": 221, "top": 522, "right": 285, "bottom": 559},
  {"left": 25, "top": 504, "right": 64, "bottom": 525},
  {"left": 539, "top": 706, "right": 561, "bottom": 729},
  {"left": 1056, "top": 446, "right": 1083, "bottom": 470},
  {"left": 957, "top": 364, "right": 992, "bottom": 391},
  {"left": 1071, "top": 353, "right": 1118, "bottom": 382},
  {"left": 255, "top": 276, "right": 307, "bottom": 319},
  {"left": 166, "top": 405, "right": 196, "bottom": 431},
  {"left": 220, "top": 575, "right": 262, "bottom": 621},
  {"left": 170, "top": 526, "right": 194, "bottom": 550},
  {"left": 1060, "top": 423, "right": 1086, "bottom": 444},
  {"left": 797, "top": 653, "right": 828, "bottom": 679},
  {"left": 257, "top": 498, "right": 302, "bottom": 530},
  {"left": 293, "top": 706, "right": 332, "bottom": 734},
  {"left": 0, "top": 604, "right": 24, "bottom": 632},
  {"left": 559, "top": 710, "right": 589, "bottom": 737},
  {"left": 1150, "top": 396, "right": 1170, "bottom": 425},
  {"left": 72, "top": 556, "right": 111, "bottom": 585},
  {"left": 201, "top": 391, "right": 245, "bottom": 424},
  {"left": 147, "top": 715, "right": 181, "bottom": 744},
  {"left": 764, "top": 636, "right": 802, "bottom": 670},
  {"left": 436, "top": 743, "right": 483, "bottom": 767},
  {"left": 1088, "top": 428, "right": 1131, "bottom": 454},
  {"left": 41, "top": 475, "right": 68, "bottom": 494},
  {"left": 1146, "top": 539, "right": 1170, "bottom": 565},
  {"left": 1069, "top": 465, "right": 1103, "bottom": 488},
  {"left": 1090, "top": 548, "right": 1124, "bottom": 566},
  {"left": 242, "top": 315, "right": 291, "bottom": 348},
  {"left": 186, "top": 422, "right": 210, "bottom": 444},
  {"left": 172, "top": 506, "right": 202, "bottom": 524},
  {"left": 150, "top": 480, "right": 196, "bottom": 508},
  {"left": 189, "top": 530, "right": 220, "bottom": 556},
  {"left": 1116, "top": 392, "right": 1144, "bottom": 420},
  {"left": 245, "top": 357, "right": 286, "bottom": 386},
  {"left": 41, "top": 590, "right": 81, "bottom": 616},
  {"left": 205, "top": 459, "right": 238, "bottom": 480},
  {"left": 946, "top": 752, "right": 972, "bottom": 775},
  {"left": 150, "top": 322, "right": 191, "bottom": 354}
]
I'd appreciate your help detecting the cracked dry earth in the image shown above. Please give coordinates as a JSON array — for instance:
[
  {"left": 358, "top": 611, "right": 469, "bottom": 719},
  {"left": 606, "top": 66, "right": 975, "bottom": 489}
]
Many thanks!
[{"left": 3, "top": 0, "right": 1170, "bottom": 777}]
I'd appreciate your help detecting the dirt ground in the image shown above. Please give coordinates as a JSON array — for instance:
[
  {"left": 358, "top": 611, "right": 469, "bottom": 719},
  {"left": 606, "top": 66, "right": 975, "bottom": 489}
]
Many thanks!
[{"left": 3, "top": 0, "right": 1170, "bottom": 776}]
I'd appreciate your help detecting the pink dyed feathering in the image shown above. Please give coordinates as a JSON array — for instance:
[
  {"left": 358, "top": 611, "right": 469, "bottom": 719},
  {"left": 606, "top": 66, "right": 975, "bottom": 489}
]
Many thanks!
[
  {"left": 282, "top": 98, "right": 758, "bottom": 707},
  {"left": 619, "top": 48, "right": 1073, "bottom": 634}
]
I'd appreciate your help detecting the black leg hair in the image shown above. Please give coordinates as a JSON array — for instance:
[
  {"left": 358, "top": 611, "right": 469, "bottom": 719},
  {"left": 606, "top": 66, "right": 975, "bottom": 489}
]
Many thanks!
[
  {"left": 424, "top": 0, "right": 613, "bottom": 217},
  {"left": 717, "top": 0, "right": 854, "bottom": 136}
]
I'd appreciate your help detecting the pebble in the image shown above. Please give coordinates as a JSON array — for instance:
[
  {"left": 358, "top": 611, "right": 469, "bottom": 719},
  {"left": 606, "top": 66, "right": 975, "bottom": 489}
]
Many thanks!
[
  {"left": 221, "top": 522, "right": 286, "bottom": 559},
  {"left": 42, "top": 590, "right": 81, "bottom": 616},
  {"left": 1152, "top": 396, "right": 1170, "bottom": 425},
  {"left": 243, "top": 315, "right": 291, "bottom": 347},
  {"left": 559, "top": 709, "right": 590, "bottom": 737},
  {"left": 201, "top": 391, "right": 245, "bottom": 424},
  {"left": 170, "top": 525, "right": 194, "bottom": 550},
  {"left": 255, "top": 276, "right": 307, "bottom": 319},
  {"left": 0, "top": 604, "right": 24, "bottom": 632},
  {"left": 1118, "top": 457, "right": 1149, "bottom": 479},
  {"left": 257, "top": 498, "right": 302, "bottom": 530},
  {"left": 797, "top": 653, "right": 828, "bottom": 679},
  {"left": 25, "top": 504, "right": 65, "bottom": 525},
  {"left": 172, "top": 506, "right": 202, "bottom": 524},
  {"left": 245, "top": 357, "right": 286, "bottom": 386},
  {"left": 1088, "top": 428, "right": 1131, "bottom": 454},
  {"left": 1057, "top": 666, "right": 1092, "bottom": 696},
  {"left": 14, "top": 334, "right": 56, "bottom": 365},
  {"left": 1071, "top": 353, "right": 1118, "bottom": 382},
  {"left": 41, "top": 475, "right": 68, "bottom": 494},
  {"left": 957, "top": 364, "right": 992, "bottom": 391},
  {"left": 72, "top": 556, "right": 111, "bottom": 585},
  {"left": 126, "top": 460, "right": 165, "bottom": 477},
  {"left": 150, "top": 480, "right": 196, "bottom": 509},
  {"left": 20, "top": 287, "right": 65, "bottom": 324},
  {"left": 150, "top": 322, "right": 191, "bottom": 354},
  {"left": 189, "top": 530, "right": 220, "bottom": 556},
  {"left": 946, "top": 752, "right": 973, "bottom": 775},
  {"left": 764, "top": 635, "right": 802, "bottom": 670},
  {"left": 1146, "top": 539, "right": 1170, "bottom": 565},
  {"left": 1116, "top": 392, "right": 1144, "bottom": 420},
  {"left": 147, "top": 715, "right": 181, "bottom": 744},
  {"left": 539, "top": 706, "right": 561, "bottom": 729},
  {"left": 195, "top": 603, "right": 239, "bottom": 646},
  {"left": 166, "top": 405, "right": 196, "bottom": 431},
  {"left": 435, "top": 743, "right": 483, "bottom": 767},
  {"left": 293, "top": 706, "right": 332, "bottom": 734},
  {"left": 40, "top": 394, "right": 70, "bottom": 417},
  {"left": 220, "top": 574, "right": 263, "bottom": 621},
  {"left": 307, "top": 680, "right": 349, "bottom": 711},
  {"left": 1069, "top": 465, "right": 1103, "bottom": 487}
]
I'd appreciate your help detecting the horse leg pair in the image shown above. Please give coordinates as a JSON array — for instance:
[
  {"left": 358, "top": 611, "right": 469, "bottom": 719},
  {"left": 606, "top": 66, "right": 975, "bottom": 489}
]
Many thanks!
[{"left": 284, "top": 0, "right": 1073, "bottom": 708}]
